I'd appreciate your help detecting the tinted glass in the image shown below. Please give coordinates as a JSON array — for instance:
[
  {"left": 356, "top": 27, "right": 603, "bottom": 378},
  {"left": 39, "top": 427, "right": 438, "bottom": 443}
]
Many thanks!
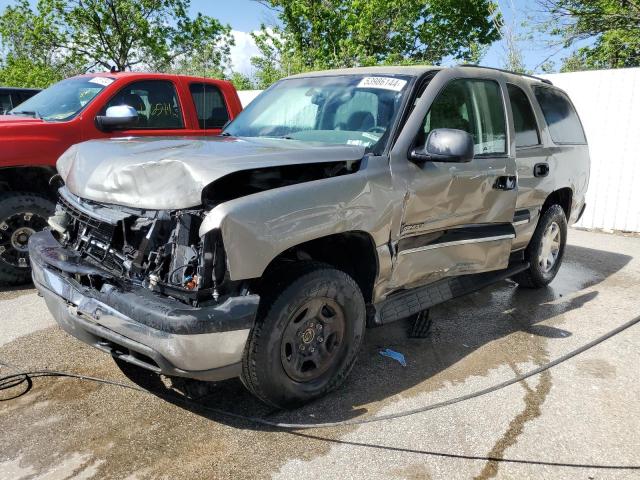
[
  {"left": 10, "top": 77, "right": 107, "bottom": 121},
  {"left": 224, "top": 74, "right": 411, "bottom": 154},
  {"left": 189, "top": 83, "right": 229, "bottom": 129},
  {"left": 422, "top": 79, "right": 506, "bottom": 155},
  {"left": 507, "top": 84, "right": 540, "bottom": 147},
  {"left": 534, "top": 87, "right": 586, "bottom": 144},
  {"left": 0, "top": 93, "right": 11, "bottom": 114},
  {"left": 105, "top": 80, "right": 184, "bottom": 129}
]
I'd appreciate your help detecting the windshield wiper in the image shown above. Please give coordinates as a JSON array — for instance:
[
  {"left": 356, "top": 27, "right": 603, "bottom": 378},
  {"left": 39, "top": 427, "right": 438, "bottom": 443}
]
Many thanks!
[
  {"left": 220, "top": 131, "right": 232, "bottom": 136},
  {"left": 10, "top": 110, "right": 40, "bottom": 119}
]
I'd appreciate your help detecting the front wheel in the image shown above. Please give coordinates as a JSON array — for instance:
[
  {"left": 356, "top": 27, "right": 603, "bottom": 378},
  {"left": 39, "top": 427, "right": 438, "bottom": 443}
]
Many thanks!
[
  {"left": 0, "top": 192, "right": 54, "bottom": 286},
  {"left": 241, "top": 263, "right": 366, "bottom": 409},
  {"left": 513, "top": 204, "right": 567, "bottom": 288}
]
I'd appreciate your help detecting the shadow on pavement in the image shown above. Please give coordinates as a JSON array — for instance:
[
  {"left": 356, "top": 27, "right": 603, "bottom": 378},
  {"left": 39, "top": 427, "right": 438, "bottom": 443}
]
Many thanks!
[{"left": 116, "top": 244, "right": 632, "bottom": 430}]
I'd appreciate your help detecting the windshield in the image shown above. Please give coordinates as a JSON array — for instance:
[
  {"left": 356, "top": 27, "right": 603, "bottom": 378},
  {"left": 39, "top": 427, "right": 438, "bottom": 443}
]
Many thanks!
[
  {"left": 224, "top": 74, "right": 412, "bottom": 153},
  {"left": 9, "top": 76, "right": 113, "bottom": 121}
]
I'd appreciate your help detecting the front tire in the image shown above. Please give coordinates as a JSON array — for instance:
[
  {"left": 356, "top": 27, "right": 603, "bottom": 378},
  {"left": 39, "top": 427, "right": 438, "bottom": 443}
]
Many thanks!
[
  {"left": 241, "top": 263, "right": 366, "bottom": 409},
  {"left": 513, "top": 204, "right": 567, "bottom": 288},
  {"left": 0, "top": 192, "right": 54, "bottom": 286}
]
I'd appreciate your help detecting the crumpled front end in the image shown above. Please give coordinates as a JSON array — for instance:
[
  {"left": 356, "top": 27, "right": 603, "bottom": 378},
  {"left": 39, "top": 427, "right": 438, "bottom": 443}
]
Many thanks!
[{"left": 29, "top": 186, "right": 260, "bottom": 380}]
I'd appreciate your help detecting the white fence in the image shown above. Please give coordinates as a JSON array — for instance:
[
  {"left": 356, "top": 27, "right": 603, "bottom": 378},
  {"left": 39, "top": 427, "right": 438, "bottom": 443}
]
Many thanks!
[
  {"left": 238, "top": 67, "right": 640, "bottom": 232},
  {"left": 542, "top": 68, "right": 640, "bottom": 232}
]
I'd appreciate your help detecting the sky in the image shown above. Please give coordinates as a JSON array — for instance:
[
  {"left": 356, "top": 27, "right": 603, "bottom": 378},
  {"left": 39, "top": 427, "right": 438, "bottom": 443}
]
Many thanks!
[{"left": 0, "top": 0, "right": 586, "bottom": 76}]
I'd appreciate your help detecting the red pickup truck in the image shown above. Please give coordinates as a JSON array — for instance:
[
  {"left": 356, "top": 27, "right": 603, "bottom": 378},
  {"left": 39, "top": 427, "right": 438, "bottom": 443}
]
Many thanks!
[{"left": 0, "top": 72, "right": 242, "bottom": 285}]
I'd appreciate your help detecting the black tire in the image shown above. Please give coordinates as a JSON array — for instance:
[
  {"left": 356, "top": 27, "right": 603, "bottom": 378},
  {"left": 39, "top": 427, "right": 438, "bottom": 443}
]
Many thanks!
[
  {"left": 0, "top": 192, "right": 54, "bottom": 286},
  {"left": 513, "top": 204, "right": 567, "bottom": 288},
  {"left": 408, "top": 309, "right": 433, "bottom": 338},
  {"left": 241, "top": 262, "right": 366, "bottom": 409}
]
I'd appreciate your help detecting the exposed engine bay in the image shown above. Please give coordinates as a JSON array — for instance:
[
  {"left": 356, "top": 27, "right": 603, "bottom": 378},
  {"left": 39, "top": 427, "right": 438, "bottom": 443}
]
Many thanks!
[{"left": 48, "top": 187, "right": 230, "bottom": 307}]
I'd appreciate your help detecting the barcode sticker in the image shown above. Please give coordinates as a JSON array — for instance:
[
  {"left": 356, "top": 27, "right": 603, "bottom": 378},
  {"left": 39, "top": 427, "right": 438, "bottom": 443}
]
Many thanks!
[
  {"left": 357, "top": 77, "right": 407, "bottom": 91},
  {"left": 89, "top": 77, "right": 115, "bottom": 87}
]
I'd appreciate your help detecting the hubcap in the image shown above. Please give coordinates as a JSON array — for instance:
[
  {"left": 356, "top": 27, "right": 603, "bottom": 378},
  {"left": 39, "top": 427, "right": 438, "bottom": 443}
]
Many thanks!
[
  {"left": 0, "top": 212, "right": 47, "bottom": 268},
  {"left": 280, "top": 297, "right": 346, "bottom": 382},
  {"left": 538, "top": 221, "right": 561, "bottom": 273}
]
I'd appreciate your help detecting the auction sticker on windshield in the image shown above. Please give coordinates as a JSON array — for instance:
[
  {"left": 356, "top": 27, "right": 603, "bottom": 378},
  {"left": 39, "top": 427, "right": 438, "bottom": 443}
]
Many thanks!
[
  {"left": 357, "top": 77, "right": 407, "bottom": 91},
  {"left": 88, "top": 77, "right": 115, "bottom": 87}
]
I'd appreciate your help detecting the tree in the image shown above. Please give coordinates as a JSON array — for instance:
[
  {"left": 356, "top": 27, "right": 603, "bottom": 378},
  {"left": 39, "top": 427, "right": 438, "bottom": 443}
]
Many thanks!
[
  {"left": 0, "top": 0, "right": 234, "bottom": 84},
  {"left": 538, "top": 0, "right": 640, "bottom": 70},
  {"left": 251, "top": 0, "right": 501, "bottom": 86}
]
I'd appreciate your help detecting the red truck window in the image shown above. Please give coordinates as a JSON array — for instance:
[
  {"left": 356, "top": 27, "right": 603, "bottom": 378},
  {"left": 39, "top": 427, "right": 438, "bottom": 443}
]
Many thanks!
[
  {"left": 189, "top": 83, "right": 229, "bottom": 129},
  {"left": 104, "top": 80, "right": 184, "bottom": 129}
]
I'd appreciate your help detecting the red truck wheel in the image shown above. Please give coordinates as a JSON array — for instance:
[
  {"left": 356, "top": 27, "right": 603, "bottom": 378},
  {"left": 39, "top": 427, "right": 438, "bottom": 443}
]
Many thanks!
[{"left": 0, "top": 192, "right": 54, "bottom": 286}]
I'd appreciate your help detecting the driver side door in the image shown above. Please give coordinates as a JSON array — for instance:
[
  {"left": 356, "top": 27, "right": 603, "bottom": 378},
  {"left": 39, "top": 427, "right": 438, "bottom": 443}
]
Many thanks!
[{"left": 388, "top": 72, "right": 518, "bottom": 289}]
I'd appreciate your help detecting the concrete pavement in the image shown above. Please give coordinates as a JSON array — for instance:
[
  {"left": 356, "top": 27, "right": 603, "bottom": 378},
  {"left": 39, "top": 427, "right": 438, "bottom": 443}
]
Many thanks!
[{"left": 0, "top": 228, "right": 639, "bottom": 479}]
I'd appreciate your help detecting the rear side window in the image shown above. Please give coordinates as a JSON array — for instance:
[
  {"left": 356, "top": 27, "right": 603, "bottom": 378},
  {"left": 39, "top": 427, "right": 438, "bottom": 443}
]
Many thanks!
[
  {"left": 534, "top": 87, "right": 586, "bottom": 144},
  {"left": 189, "top": 83, "right": 229, "bottom": 129},
  {"left": 507, "top": 84, "right": 540, "bottom": 147}
]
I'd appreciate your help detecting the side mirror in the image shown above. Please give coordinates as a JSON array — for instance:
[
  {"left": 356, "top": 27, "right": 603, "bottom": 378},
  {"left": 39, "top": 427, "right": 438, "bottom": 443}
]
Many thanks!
[
  {"left": 409, "top": 128, "right": 475, "bottom": 163},
  {"left": 96, "top": 105, "right": 139, "bottom": 131}
]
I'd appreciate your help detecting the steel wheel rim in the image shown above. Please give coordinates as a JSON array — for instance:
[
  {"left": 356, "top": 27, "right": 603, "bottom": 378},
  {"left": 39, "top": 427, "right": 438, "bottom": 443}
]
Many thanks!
[
  {"left": 538, "top": 221, "right": 561, "bottom": 273},
  {"left": 280, "top": 297, "right": 346, "bottom": 383},
  {"left": 0, "top": 212, "right": 47, "bottom": 268}
]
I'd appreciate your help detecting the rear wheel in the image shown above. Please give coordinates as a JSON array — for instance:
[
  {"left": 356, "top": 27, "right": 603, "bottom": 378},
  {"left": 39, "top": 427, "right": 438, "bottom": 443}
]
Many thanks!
[
  {"left": 513, "top": 204, "right": 567, "bottom": 288},
  {"left": 241, "top": 263, "right": 366, "bottom": 409},
  {"left": 0, "top": 192, "right": 54, "bottom": 286}
]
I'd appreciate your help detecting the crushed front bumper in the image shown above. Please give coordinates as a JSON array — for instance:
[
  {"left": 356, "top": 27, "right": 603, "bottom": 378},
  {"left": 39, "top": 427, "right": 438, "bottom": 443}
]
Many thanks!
[{"left": 28, "top": 230, "right": 260, "bottom": 381}]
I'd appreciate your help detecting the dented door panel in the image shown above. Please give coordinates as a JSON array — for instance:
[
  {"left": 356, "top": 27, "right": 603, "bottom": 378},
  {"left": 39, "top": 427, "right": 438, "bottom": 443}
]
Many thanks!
[{"left": 387, "top": 68, "right": 518, "bottom": 292}]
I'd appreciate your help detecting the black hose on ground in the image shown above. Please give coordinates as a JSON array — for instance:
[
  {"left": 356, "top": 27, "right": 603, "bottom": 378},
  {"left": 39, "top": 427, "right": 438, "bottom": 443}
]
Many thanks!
[{"left": 1, "top": 315, "right": 639, "bottom": 434}]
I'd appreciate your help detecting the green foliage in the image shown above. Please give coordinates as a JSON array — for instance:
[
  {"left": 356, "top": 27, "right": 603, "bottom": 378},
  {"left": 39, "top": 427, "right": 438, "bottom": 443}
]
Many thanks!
[
  {"left": 251, "top": 0, "right": 501, "bottom": 87},
  {"left": 227, "top": 71, "right": 255, "bottom": 90},
  {"left": 540, "top": 0, "right": 640, "bottom": 70},
  {"left": 0, "top": 0, "right": 234, "bottom": 86},
  {"left": 0, "top": 55, "right": 62, "bottom": 88}
]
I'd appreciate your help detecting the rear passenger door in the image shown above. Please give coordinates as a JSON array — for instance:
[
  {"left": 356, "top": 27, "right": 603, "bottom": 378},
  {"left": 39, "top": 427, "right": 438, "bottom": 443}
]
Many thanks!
[
  {"left": 389, "top": 72, "right": 518, "bottom": 289},
  {"left": 507, "top": 83, "right": 549, "bottom": 250}
]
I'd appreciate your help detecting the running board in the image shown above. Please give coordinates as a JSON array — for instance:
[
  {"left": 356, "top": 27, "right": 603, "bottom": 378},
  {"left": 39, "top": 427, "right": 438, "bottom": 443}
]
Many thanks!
[{"left": 374, "top": 261, "right": 530, "bottom": 325}]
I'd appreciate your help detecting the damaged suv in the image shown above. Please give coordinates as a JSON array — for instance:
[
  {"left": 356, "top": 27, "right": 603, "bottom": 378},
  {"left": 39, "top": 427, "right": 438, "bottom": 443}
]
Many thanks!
[{"left": 30, "top": 66, "right": 589, "bottom": 408}]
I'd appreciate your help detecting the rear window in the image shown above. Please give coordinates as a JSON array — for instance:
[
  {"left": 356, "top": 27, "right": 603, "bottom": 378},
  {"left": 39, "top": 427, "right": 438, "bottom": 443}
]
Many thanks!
[
  {"left": 189, "top": 83, "right": 229, "bottom": 129},
  {"left": 534, "top": 87, "right": 586, "bottom": 144}
]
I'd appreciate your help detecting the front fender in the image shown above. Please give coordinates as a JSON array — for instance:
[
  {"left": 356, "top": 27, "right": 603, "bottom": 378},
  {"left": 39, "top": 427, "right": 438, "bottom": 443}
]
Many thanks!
[{"left": 199, "top": 156, "right": 395, "bottom": 281}]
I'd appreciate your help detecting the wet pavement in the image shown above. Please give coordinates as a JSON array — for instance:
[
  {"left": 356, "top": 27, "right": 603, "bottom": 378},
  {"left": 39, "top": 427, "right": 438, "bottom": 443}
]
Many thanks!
[{"left": 1, "top": 228, "right": 639, "bottom": 479}]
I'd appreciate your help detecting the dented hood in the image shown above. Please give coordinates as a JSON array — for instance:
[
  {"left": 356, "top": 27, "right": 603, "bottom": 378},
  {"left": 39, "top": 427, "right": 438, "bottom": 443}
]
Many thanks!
[{"left": 57, "top": 136, "right": 366, "bottom": 210}]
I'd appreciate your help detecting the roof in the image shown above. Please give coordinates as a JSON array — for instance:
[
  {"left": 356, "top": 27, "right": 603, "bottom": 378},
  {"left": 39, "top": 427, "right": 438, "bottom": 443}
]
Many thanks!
[
  {"left": 285, "top": 65, "right": 553, "bottom": 86},
  {"left": 0, "top": 87, "right": 41, "bottom": 92},
  {"left": 287, "top": 65, "right": 442, "bottom": 79}
]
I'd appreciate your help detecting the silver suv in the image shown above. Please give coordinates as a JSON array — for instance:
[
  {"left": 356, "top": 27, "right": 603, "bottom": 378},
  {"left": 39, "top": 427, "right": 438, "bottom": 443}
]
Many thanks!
[{"left": 30, "top": 66, "right": 589, "bottom": 408}]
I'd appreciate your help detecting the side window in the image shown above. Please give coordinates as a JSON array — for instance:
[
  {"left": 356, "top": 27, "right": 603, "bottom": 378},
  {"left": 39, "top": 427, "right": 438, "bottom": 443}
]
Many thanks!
[
  {"left": 534, "top": 87, "right": 586, "bottom": 144},
  {"left": 104, "top": 80, "right": 184, "bottom": 129},
  {"left": 334, "top": 91, "right": 379, "bottom": 131},
  {"left": 422, "top": 79, "right": 506, "bottom": 156},
  {"left": 507, "top": 84, "right": 540, "bottom": 147},
  {"left": 0, "top": 93, "right": 11, "bottom": 114},
  {"left": 189, "top": 83, "right": 229, "bottom": 129}
]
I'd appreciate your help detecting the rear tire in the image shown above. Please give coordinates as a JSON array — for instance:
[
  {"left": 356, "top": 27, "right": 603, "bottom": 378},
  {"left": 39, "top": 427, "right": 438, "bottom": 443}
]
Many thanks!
[
  {"left": 241, "top": 262, "right": 366, "bottom": 409},
  {"left": 513, "top": 204, "right": 567, "bottom": 288},
  {"left": 0, "top": 192, "right": 54, "bottom": 286}
]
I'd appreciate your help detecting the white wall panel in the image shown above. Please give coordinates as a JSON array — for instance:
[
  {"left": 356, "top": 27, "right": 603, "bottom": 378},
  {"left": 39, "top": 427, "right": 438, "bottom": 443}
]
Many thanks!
[{"left": 542, "top": 68, "right": 640, "bottom": 232}]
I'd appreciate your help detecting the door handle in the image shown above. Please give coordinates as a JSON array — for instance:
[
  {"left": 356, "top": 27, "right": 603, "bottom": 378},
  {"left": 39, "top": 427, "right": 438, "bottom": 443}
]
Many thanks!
[
  {"left": 533, "top": 163, "right": 549, "bottom": 177},
  {"left": 493, "top": 175, "right": 517, "bottom": 191}
]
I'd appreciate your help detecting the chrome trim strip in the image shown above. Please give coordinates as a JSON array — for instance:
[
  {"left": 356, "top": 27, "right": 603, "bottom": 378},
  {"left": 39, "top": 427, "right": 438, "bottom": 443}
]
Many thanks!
[
  {"left": 398, "top": 234, "right": 515, "bottom": 256},
  {"left": 512, "top": 219, "right": 530, "bottom": 226}
]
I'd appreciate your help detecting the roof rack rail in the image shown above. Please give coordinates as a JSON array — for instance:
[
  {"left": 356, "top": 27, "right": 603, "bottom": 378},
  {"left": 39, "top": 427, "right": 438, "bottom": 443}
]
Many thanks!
[{"left": 458, "top": 64, "right": 553, "bottom": 85}]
